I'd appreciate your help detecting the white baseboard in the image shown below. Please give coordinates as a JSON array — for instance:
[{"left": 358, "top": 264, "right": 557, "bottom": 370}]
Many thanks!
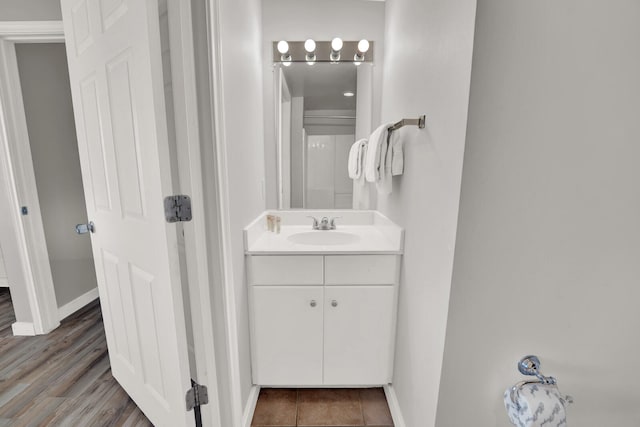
[
  {"left": 57, "top": 287, "right": 99, "bottom": 321},
  {"left": 384, "top": 384, "right": 407, "bottom": 427},
  {"left": 242, "top": 385, "right": 261, "bottom": 427},
  {"left": 11, "top": 321, "right": 35, "bottom": 336}
]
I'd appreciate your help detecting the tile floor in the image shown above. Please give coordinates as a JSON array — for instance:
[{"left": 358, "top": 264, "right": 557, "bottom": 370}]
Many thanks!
[{"left": 251, "top": 387, "right": 394, "bottom": 427}]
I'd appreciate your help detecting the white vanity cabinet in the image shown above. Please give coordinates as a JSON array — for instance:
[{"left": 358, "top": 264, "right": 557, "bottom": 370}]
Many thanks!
[{"left": 247, "top": 254, "right": 400, "bottom": 387}]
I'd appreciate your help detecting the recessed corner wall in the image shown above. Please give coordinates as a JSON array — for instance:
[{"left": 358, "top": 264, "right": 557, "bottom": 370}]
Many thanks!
[
  {"left": 374, "top": 0, "right": 477, "bottom": 426},
  {"left": 437, "top": 1, "right": 640, "bottom": 426}
]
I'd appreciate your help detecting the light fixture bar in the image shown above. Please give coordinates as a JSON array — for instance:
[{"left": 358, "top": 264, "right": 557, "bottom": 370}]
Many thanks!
[{"left": 272, "top": 40, "right": 374, "bottom": 63}]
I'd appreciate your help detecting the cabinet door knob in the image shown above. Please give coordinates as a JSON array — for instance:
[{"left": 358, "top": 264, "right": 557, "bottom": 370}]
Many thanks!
[
  {"left": 331, "top": 300, "right": 338, "bottom": 307},
  {"left": 310, "top": 300, "right": 317, "bottom": 307}
]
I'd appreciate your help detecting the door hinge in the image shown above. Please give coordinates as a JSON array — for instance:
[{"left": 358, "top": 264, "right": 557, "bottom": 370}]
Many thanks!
[
  {"left": 164, "top": 195, "right": 192, "bottom": 223},
  {"left": 186, "top": 381, "right": 209, "bottom": 411}
]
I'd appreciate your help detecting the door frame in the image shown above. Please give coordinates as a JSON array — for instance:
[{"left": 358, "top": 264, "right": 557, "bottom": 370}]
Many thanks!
[
  {"left": 0, "top": 21, "right": 65, "bottom": 335},
  {"left": 165, "top": 1, "right": 225, "bottom": 425}
]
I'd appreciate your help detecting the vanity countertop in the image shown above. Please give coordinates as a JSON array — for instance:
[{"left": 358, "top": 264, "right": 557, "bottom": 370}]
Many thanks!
[{"left": 244, "top": 210, "right": 404, "bottom": 254}]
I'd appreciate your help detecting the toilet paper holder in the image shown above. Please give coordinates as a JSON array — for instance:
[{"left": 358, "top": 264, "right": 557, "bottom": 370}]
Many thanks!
[
  {"left": 510, "top": 355, "right": 573, "bottom": 405},
  {"left": 517, "top": 355, "right": 556, "bottom": 385}
]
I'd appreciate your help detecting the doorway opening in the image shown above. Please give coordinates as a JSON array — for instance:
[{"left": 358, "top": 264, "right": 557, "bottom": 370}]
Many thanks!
[{"left": 14, "top": 42, "right": 99, "bottom": 321}]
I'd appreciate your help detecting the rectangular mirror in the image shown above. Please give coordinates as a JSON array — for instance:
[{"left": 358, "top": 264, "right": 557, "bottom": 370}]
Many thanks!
[{"left": 275, "top": 62, "right": 374, "bottom": 209}]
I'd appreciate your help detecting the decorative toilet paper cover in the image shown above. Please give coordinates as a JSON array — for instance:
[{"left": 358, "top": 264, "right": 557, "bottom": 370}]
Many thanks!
[{"left": 503, "top": 383, "right": 570, "bottom": 427}]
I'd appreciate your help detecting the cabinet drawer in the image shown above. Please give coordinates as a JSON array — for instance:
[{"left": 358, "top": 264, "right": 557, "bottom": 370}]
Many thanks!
[
  {"left": 248, "top": 255, "right": 323, "bottom": 285},
  {"left": 324, "top": 255, "right": 398, "bottom": 285}
]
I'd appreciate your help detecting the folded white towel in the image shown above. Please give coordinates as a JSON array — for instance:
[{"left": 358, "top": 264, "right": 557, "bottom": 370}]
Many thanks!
[
  {"left": 376, "top": 130, "right": 393, "bottom": 195},
  {"left": 348, "top": 139, "right": 367, "bottom": 179},
  {"left": 364, "top": 123, "right": 393, "bottom": 182},
  {"left": 391, "top": 131, "right": 404, "bottom": 176},
  {"left": 352, "top": 141, "right": 369, "bottom": 209}
]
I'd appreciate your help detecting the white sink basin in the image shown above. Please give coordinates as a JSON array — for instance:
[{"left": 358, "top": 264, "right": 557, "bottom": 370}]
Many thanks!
[{"left": 287, "top": 231, "right": 360, "bottom": 246}]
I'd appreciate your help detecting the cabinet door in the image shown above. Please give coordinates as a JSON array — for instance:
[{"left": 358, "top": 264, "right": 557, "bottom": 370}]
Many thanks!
[
  {"left": 252, "top": 286, "right": 324, "bottom": 385},
  {"left": 324, "top": 286, "right": 395, "bottom": 385}
]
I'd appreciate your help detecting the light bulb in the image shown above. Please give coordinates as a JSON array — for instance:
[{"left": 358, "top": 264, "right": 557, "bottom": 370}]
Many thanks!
[
  {"left": 304, "top": 39, "right": 316, "bottom": 53},
  {"left": 277, "top": 40, "right": 289, "bottom": 54},
  {"left": 357, "top": 39, "right": 370, "bottom": 53},
  {"left": 331, "top": 37, "right": 343, "bottom": 52},
  {"left": 343, "top": 91, "right": 355, "bottom": 97}
]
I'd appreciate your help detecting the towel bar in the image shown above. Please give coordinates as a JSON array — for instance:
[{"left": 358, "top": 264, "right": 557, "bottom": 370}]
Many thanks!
[{"left": 388, "top": 115, "right": 426, "bottom": 132}]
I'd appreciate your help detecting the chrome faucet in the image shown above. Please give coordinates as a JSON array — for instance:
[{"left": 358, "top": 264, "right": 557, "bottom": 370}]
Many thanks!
[{"left": 307, "top": 216, "right": 340, "bottom": 230}]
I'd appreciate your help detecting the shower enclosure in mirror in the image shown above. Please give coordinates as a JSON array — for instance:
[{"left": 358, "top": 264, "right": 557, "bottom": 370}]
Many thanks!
[{"left": 275, "top": 62, "right": 374, "bottom": 209}]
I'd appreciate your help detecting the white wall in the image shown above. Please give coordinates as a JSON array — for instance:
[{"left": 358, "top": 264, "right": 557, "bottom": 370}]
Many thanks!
[
  {"left": 290, "top": 96, "right": 304, "bottom": 207},
  {"left": 374, "top": 0, "right": 477, "bottom": 426},
  {"left": 262, "top": 0, "right": 385, "bottom": 208},
  {"left": 436, "top": 1, "right": 640, "bottom": 426},
  {"left": 305, "top": 134, "right": 353, "bottom": 209},
  {"left": 216, "top": 0, "right": 266, "bottom": 414},
  {"left": 0, "top": 0, "right": 61, "bottom": 21},
  {"left": 15, "top": 43, "right": 97, "bottom": 309}
]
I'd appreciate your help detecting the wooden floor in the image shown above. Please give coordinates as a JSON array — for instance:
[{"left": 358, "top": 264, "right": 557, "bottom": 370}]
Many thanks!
[{"left": 0, "top": 287, "right": 153, "bottom": 427}]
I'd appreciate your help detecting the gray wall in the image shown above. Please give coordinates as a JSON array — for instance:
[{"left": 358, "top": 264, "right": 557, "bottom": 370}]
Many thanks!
[
  {"left": 0, "top": 0, "right": 61, "bottom": 20},
  {"left": 16, "top": 43, "right": 97, "bottom": 308},
  {"left": 436, "top": 1, "right": 640, "bottom": 426},
  {"left": 374, "top": 0, "right": 478, "bottom": 425}
]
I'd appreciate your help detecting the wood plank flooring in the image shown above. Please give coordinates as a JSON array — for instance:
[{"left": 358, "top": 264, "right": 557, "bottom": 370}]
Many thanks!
[{"left": 0, "top": 287, "right": 153, "bottom": 426}]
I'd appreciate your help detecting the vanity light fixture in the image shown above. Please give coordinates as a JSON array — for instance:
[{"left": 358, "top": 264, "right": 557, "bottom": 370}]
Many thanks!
[
  {"left": 354, "top": 39, "right": 370, "bottom": 64},
  {"left": 272, "top": 40, "right": 373, "bottom": 64},
  {"left": 304, "top": 38, "right": 317, "bottom": 64},
  {"left": 330, "top": 37, "right": 343, "bottom": 62}
]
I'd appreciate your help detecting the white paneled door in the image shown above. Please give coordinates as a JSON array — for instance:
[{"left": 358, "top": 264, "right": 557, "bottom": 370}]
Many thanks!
[{"left": 60, "top": 0, "right": 193, "bottom": 426}]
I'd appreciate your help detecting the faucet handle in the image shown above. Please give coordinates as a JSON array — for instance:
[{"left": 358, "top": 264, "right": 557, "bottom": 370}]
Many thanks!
[
  {"left": 329, "top": 216, "right": 341, "bottom": 228},
  {"left": 306, "top": 216, "right": 319, "bottom": 229}
]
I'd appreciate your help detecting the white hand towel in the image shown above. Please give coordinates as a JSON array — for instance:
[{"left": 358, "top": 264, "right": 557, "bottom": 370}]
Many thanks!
[
  {"left": 357, "top": 139, "right": 367, "bottom": 178},
  {"left": 352, "top": 140, "right": 369, "bottom": 209},
  {"left": 376, "top": 131, "right": 393, "bottom": 195},
  {"left": 364, "top": 123, "right": 393, "bottom": 183},
  {"left": 391, "top": 131, "right": 404, "bottom": 176},
  {"left": 348, "top": 139, "right": 367, "bottom": 179}
]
